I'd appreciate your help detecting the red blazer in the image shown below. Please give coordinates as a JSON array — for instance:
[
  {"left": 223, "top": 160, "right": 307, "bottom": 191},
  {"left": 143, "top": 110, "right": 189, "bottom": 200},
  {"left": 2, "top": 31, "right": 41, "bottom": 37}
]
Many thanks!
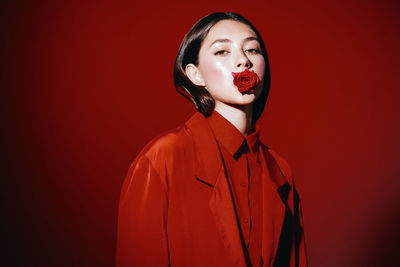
[{"left": 116, "top": 111, "right": 308, "bottom": 267}]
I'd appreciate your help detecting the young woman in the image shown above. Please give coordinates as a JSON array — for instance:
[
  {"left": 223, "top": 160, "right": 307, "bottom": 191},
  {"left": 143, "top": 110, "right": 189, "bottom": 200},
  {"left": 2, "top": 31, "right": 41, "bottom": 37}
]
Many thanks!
[{"left": 116, "top": 12, "right": 308, "bottom": 267}]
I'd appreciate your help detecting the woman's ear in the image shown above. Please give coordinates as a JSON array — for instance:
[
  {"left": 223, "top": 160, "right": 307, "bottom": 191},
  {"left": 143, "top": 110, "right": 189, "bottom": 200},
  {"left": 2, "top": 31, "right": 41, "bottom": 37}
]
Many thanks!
[{"left": 185, "top": 64, "right": 206, "bottom": 87}]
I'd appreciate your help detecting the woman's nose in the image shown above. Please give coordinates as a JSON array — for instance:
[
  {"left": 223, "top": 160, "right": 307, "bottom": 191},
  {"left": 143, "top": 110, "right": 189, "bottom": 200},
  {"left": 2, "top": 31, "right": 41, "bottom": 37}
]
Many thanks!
[{"left": 235, "top": 52, "right": 252, "bottom": 69}]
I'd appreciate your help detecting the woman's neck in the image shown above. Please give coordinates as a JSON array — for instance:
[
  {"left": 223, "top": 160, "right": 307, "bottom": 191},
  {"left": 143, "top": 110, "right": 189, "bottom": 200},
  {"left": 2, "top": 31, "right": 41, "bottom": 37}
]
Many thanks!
[{"left": 214, "top": 102, "right": 253, "bottom": 136}]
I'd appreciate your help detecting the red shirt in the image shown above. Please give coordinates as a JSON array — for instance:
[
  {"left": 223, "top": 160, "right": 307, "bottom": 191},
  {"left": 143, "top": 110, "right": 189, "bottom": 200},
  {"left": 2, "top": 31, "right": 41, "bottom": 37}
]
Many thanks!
[{"left": 207, "top": 110, "right": 263, "bottom": 267}]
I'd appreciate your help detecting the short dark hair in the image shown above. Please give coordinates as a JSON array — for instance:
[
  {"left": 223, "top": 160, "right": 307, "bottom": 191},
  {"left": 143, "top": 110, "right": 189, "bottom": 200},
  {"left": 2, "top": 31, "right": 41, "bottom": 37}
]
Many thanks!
[{"left": 173, "top": 12, "right": 271, "bottom": 123}]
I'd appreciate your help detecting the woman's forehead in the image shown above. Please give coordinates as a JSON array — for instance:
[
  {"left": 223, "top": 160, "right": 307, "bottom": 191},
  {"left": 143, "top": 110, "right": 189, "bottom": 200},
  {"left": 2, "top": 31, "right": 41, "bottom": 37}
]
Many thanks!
[{"left": 204, "top": 20, "right": 258, "bottom": 45}]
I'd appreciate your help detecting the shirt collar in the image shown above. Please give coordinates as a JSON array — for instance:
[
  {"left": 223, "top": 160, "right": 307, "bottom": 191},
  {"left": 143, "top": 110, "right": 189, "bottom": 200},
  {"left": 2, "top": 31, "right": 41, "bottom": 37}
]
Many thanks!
[{"left": 206, "top": 110, "right": 261, "bottom": 157}]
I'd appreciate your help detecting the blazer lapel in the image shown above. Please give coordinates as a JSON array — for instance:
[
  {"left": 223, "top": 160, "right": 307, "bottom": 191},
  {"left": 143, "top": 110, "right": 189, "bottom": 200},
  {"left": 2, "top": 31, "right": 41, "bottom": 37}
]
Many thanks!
[
  {"left": 185, "top": 112, "right": 247, "bottom": 267},
  {"left": 260, "top": 145, "right": 295, "bottom": 267}
]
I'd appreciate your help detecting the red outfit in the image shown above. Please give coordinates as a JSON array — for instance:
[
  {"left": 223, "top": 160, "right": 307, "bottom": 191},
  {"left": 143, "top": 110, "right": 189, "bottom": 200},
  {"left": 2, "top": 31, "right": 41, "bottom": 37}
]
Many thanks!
[
  {"left": 116, "top": 111, "right": 308, "bottom": 267},
  {"left": 207, "top": 110, "right": 263, "bottom": 266}
]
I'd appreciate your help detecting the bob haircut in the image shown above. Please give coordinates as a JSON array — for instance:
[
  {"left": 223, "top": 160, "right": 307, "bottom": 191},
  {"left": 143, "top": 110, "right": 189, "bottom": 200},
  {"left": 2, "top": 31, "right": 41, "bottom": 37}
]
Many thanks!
[{"left": 174, "top": 12, "right": 271, "bottom": 123}]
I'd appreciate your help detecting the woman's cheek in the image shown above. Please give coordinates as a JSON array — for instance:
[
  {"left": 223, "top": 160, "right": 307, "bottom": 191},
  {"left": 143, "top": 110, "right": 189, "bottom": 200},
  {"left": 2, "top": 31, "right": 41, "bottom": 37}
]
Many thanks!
[
  {"left": 255, "top": 59, "right": 265, "bottom": 80},
  {"left": 202, "top": 60, "right": 226, "bottom": 86}
]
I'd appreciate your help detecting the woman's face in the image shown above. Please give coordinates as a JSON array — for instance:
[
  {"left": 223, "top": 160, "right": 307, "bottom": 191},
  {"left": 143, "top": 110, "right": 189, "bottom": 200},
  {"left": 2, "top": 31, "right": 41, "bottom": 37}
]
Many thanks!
[{"left": 186, "top": 20, "right": 265, "bottom": 108}]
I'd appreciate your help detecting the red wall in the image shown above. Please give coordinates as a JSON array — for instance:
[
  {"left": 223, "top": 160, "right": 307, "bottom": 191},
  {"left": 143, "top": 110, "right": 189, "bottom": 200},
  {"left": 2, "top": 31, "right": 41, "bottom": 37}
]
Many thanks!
[{"left": 2, "top": 0, "right": 400, "bottom": 266}]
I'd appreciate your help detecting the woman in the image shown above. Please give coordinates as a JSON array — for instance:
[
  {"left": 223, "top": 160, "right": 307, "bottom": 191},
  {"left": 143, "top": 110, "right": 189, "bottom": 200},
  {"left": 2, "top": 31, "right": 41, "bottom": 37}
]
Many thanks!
[{"left": 116, "top": 12, "right": 308, "bottom": 267}]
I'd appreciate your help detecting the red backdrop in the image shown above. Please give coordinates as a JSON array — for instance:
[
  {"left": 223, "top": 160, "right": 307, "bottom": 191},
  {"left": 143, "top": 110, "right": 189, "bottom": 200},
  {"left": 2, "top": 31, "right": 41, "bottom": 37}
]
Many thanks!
[{"left": 2, "top": 0, "right": 400, "bottom": 266}]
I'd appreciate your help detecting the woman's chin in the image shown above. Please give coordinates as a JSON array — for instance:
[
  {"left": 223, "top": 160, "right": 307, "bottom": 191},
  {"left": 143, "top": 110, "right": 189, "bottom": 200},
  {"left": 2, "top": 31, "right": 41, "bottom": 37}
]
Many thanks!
[
  {"left": 228, "top": 93, "right": 258, "bottom": 106},
  {"left": 236, "top": 89, "right": 261, "bottom": 103}
]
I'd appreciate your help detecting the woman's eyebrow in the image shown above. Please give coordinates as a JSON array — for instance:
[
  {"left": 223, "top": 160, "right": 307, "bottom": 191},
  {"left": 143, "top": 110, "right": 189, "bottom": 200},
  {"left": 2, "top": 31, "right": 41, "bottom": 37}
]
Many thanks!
[{"left": 209, "top": 36, "right": 259, "bottom": 47}]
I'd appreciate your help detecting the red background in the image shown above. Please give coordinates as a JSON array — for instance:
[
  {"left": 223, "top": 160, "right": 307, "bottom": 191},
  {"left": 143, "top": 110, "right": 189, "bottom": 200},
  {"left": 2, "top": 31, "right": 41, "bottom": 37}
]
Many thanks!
[{"left": 2, "top": 0, "right": 400, "bottom": 266}]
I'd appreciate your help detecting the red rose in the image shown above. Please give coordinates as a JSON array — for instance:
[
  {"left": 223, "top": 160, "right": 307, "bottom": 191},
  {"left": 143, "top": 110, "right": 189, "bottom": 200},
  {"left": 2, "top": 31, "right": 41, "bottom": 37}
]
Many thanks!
[{"left": 232, "top": 69, "right": 260, "bottom": 94}]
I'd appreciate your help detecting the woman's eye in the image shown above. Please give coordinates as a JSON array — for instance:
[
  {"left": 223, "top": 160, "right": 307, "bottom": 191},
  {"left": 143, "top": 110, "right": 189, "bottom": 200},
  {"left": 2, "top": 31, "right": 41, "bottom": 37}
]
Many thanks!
[
  {"left": 214, "top": 50, "right": 229, "bottom": 55},
  {"left": 245, "top": 49, "right": 261, "bottom": 54}
]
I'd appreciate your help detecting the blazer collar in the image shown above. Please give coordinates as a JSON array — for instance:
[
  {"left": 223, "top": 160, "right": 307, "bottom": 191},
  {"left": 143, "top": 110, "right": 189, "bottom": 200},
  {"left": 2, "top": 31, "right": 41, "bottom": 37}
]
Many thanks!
[{"left": 185, "top": 111, "right": 293, "bottom": 190}]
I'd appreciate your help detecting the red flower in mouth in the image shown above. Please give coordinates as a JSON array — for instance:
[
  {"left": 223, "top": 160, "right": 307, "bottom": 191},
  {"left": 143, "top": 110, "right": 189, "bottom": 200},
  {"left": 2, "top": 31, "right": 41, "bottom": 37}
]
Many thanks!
[{"left": 232, "top": 69, "right": 260, "bottom": 94}]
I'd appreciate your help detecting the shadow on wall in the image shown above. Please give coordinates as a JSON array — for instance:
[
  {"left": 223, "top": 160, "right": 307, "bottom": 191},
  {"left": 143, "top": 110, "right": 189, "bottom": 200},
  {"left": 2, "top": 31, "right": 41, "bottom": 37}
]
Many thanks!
[{"left": 365, "top": 202, "right": 400, "bottom": 267}]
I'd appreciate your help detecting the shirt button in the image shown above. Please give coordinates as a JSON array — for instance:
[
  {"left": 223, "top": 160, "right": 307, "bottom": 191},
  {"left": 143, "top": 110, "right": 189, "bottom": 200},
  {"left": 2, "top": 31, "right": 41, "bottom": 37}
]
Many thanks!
[
  {"left": 243, "top": 218, "right": 249, "bottom": 223},
  {"left": 240, "top": 182, "right": 247, "bottom": 187}
]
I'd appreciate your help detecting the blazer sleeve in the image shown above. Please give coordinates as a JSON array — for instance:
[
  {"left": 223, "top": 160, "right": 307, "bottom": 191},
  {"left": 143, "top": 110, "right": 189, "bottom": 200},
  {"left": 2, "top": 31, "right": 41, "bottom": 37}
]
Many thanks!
[{"left": 116, "top": 154, "right": 169, "bottom": 267}]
